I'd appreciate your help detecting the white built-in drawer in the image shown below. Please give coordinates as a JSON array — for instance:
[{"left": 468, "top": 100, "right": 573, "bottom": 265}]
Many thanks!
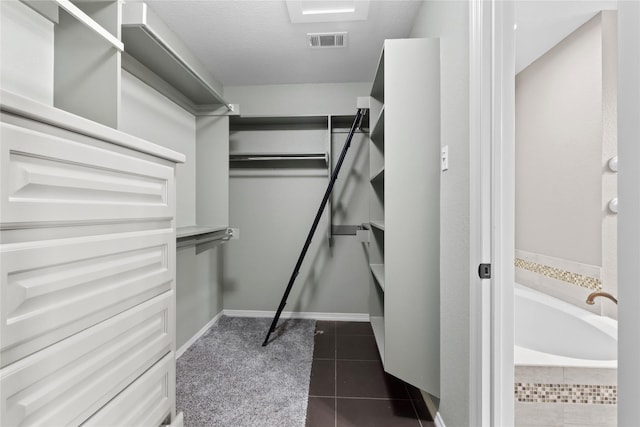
[
  {"left": 84, "top": 353, "right": 175, "bottom": 427},
  {"left": 0, "top": 291, "right": 174, "bottom": 427},
  {"left": 0, "top": 120, "right": 175, "bottom": 225},
  {"left": 0, "top": 229, "right": 174, "bottom": 367}
]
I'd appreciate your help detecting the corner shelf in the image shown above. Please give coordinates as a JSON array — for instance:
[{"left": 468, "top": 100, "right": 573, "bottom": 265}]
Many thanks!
[
  {"left": 370, "top": 315, "right": 385, "bottom": 363},
  {"left": 370, "top": 220, "right": 385, "bottom": 231},
  {"left": 370, "top": 166, "right": 385, "bottom": 183},
  {"left": 370, "top": 264, "right": 385, "bottom": 291},
  {"left": 121, "top": 2, "right": 231, "bottom": 109},
  {"left": 370, "top": 106, "right": 385, "bottom": 144}
]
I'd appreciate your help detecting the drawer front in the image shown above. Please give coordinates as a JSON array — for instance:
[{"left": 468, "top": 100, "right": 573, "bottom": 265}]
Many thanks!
[
  {"left": 0, "top": 121, "right": 175, "bottom": 225},
  {"left": 84, "top": 353, "right": 175, "bottom": 427},
  {"left": 0, "top": 291, "right": 174, "bottom": 427},
  {"left": 1, "top": 229, "right": 174, "bottom": 367}
]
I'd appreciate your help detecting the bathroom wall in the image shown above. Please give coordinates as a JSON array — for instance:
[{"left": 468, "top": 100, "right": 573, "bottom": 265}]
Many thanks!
[
  {"left": 515, "top": 12, "right": 618, "bottom": 316},
  {"left": 410, "top": 2, "right": 472, "bottom": 426},
  {"left": 222, "top": 83, "right": 372, "bottom": 315}
]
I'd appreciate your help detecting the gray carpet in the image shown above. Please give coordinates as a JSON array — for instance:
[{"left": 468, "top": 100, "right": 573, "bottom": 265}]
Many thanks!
[{"left": 177, "top": 316, "right": 315, "bottom": 427}]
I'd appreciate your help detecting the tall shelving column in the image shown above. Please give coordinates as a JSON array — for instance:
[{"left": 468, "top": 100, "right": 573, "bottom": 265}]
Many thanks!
[
  {"left": 368, "top": 38, "right": 441, "bottom": 397},
  {"left": 368, "top": 47, "right": 386, "bottom": 361}
]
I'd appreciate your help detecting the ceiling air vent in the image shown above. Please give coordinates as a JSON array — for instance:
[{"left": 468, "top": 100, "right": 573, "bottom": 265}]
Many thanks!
[{"left": 308, "top": 32, "right": 347, "bottom": 48}]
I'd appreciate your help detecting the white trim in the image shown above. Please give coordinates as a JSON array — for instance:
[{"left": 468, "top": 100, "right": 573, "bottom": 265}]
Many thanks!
[
  {"left": 617, "top": 1, "right": 640, "bottom": 424},
  {"left": 222, "top": 310, "right": 369, "bottom": 322},
  {"left": 54, "top": 0, "right": 124, "bottom": 51},
  {"left": 490, "top": 1, "right": 515, "bottom": 425},
  {"left": 421, "top": 391, "right": 446, "bottom": 427},
  {"left": 470, "top": 0, "right": 515, "bottom": 425},
  {"left": 469, "top": 1, "right": 492, "bottom": 425},
  {"left": 176, "top": 311, "right": 224, "bottom": 359}
]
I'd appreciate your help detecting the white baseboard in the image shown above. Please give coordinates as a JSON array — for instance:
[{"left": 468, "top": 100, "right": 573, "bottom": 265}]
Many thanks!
[
  {"left": 222, "top": 309, "right": 369, "bottom": 322},
  {"left": 176, "top": 311, "right": 224, "bottom": 359},
  {"left": 176, "top": 310, "right": 369, "bottom": 359},
  {"left": 421, "top": 390, "right": 445, "bottom": 427}
]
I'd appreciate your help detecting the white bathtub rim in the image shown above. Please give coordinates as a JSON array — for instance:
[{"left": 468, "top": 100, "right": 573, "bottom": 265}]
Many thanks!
[
  {"left": 514, "top": 283, "right": 618, "bottom": 368},
  {"left": 515, "top": 283, "right": 618, "bottom": 338}
]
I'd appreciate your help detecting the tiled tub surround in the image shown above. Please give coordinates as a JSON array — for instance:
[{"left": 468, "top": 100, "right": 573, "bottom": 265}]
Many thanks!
[
  {"left": 514, "top": 286, "right": 618, "bottom": 427},
  {"left": 515, "top": 250, "right": 608, "bottom": 315},
  {"left": 515, "top": 366, "right": 617, "bottom": 427}
]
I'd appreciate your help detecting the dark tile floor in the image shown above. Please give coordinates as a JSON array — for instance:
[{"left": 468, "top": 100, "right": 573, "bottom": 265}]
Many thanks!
[{"left": 306, "top": 321, "right": 435, "bottom": 427}]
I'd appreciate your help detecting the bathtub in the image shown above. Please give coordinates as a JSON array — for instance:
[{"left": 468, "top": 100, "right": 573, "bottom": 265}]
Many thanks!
[{"left": 514, "top": 284, "right": 617, "bottom": 368}]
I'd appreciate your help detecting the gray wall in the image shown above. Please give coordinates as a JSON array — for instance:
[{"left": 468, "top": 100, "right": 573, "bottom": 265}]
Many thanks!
[
  {"left": 222, "top": 83, "right": 372, "bottom": 314},
  {"left": 1, "top": 1, "right": 54, "bottom": 105},
  {"left": 225, "top": 83, "right": 371, "bottom": 116},
  {"left": 410, "top": 2, "right": 471, "bottom": 426},
  {"left": 515, "top": 12, "right": 618, "bottom": 317},
  {"left": 120, "top": 71, "right": 196, "bottom": 228},
  {"left": 120, "top": 71, "right": 224, "bottom": 349},
  {"left": 516, "top": 14, "right": 604, "bottom": 267}
]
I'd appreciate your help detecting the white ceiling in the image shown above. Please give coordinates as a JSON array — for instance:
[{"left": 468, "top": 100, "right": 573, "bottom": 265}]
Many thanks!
[
  {"left": 143, "top": 0, "right": 618, "bottom": 86},
  {"left": 515, "top": 0, "right": 617, "bottom": 74},
  {"left": 145, "top": 0, "right": 423, "bottom": 86}
]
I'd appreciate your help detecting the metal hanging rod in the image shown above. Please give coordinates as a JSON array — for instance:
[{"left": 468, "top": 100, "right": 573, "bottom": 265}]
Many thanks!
[{"left": 229, "top": 153, "right": 328, "bottom": 162}]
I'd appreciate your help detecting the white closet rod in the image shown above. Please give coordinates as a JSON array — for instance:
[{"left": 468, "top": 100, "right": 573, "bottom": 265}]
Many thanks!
[
  {"left": 230, "top": 153, "right": 327, "bottom": 162},
  {"left": 177, "top": 229, "right": 233, "bottom": 248},
  {"left": 55, "top": 0, "right": 124, "bottom": 51}
]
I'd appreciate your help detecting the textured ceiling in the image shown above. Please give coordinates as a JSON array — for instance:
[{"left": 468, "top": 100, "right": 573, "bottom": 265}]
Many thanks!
[{"left": 146, "top": 0, "right": 423, "bottom": 86}]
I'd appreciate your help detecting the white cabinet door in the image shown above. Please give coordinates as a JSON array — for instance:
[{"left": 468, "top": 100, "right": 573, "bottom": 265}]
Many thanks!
[
  {"left": 84, "top": 353, "right": 175, "bottom": 427},
  {"left": 0, "top": 120, "right": 175, "bottom": 225},
  {"left": 1, "top": 229, "right": 174, "bottom": 367},
  {"left": 0, "top": 292, "right": 173, "bottom": 427}
]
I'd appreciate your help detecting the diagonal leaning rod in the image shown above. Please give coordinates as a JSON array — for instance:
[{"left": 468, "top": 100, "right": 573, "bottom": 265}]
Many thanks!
[{"left": 262, "top": 108, "right": 367, "bottom": 346}]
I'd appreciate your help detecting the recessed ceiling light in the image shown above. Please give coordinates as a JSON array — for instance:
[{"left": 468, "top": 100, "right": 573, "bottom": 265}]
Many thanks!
[
  {"left": 286, "top": 0, "right": 369, "bottom": 23},
  {"left": 302, "top": 7, "right": 356, "bottom": 15}
]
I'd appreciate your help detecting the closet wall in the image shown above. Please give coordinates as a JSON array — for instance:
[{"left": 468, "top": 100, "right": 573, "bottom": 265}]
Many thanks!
[
  {"left": 223, "top": 83, "right": 372, "bottom": 315},
  {"left": 0, "top": 1, "right": 53, "bottom": 104},
  {"left": 410, "top": 2, "right": 473, "bottom": 426},
  {"left": 120, "top": 71, "right": 225, "bottom": 349}
]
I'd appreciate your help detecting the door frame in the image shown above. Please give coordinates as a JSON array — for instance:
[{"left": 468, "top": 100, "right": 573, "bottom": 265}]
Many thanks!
[
  {"left": 470, "top": 0, "right": 640, "bottom": 425},
  {"left": 469, "top": 0, "right": 515, "bottom": 425}
]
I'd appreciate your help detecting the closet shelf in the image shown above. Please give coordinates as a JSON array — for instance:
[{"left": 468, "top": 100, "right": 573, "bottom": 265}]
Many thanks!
[
  {"left": 229, "top": 115, "right": 328, "bottom": 130},
  {"left": 371, "top": 50, "right": 385, "bottom": 101},
  {"left": 370, "top": 220, "right": 385, "bottom": 231},
  {"left": 176, "top": 226, "right": 233, "bottom": 248},
  {"left": 121, "top": 2, "right": 232, "bottom": 109},
  {"left": 370, "top": 316, "right": 385, "bottom": 363},
  {"left": 370, "top": 264, "right": 385, "bottom": 291},
  {"left": 370, "top": 166, "right": 385, "bottom": 183},
  {"left": 370, "top": 106, "right": 385, "bottom": 144},
  {"left": 230, "top": 153, "right": 328, "bottom": 163}
]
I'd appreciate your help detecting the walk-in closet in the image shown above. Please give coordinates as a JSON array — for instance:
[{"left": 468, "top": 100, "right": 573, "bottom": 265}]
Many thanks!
[{"left": 1, "top": 1, "right": 444, "bottom": 426}]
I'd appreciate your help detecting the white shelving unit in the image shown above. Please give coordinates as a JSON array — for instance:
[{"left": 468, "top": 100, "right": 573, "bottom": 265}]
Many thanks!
[
  {"left": 121, "top": 2, "right": 233, "bottom": 114},
  {"left": 0, "top": 90, "right": 185, "bottom": 427},
  {"left": 367, "top": 38, "right": 441, "bottom": 397},
  {"left": 229, "top": 115, "right": 331, "bottom": 176}
]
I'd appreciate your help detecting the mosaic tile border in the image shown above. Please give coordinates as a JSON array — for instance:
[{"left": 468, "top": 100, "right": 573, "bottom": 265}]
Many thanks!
[
  {"left": 514, "top": 258, "right": 602, "bottom": 291},
  {"left": 515, "top": 382, "right": 617, "bottom": 405}
]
